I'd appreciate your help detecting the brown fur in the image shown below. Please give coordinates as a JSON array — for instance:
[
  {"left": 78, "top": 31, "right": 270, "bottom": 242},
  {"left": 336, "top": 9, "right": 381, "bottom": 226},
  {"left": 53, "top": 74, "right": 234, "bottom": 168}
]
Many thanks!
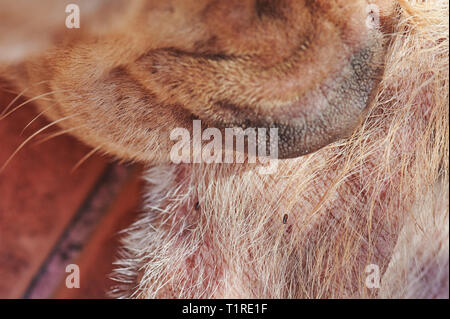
[
  {"left": 2, "top": 0, "right": 395, "bottom": 160},
  {"left": 0, "top": 0, "right": 448, "bottom": 298}
]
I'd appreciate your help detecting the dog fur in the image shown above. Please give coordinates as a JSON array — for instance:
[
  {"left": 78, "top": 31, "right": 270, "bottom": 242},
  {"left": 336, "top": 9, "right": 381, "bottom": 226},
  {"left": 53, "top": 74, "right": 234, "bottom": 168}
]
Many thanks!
[{"left": 0, "top": 0, "right": 448, "bottom": 298}]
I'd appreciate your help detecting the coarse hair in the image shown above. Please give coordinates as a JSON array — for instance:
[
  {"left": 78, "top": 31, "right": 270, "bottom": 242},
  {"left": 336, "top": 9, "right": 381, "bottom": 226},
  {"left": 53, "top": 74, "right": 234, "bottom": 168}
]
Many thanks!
[{"left": 111, "top": 0, "right": 449, "bottom": 298}]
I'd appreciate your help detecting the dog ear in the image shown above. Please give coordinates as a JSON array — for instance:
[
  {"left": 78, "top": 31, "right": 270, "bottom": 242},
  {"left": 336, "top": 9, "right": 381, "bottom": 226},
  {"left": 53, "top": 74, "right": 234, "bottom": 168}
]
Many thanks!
[{"left": 127, "top": 0, "right": 393, "bottom": 158}]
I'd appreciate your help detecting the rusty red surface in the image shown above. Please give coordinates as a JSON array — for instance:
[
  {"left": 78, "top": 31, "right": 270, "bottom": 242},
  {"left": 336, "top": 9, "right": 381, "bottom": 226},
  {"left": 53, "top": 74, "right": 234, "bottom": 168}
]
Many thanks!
[{"left": 0, "top": 84, "right": 142, "bottom": 298}]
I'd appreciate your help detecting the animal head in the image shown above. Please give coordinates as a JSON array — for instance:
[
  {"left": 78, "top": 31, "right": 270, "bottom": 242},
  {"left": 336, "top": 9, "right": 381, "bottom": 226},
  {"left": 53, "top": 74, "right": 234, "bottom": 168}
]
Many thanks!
[
  {"left": 0, "top": 0, "right": 448, "bottom": 299},
  {"left": 1, "top": 0, "right": 395, "bottom": 163}
]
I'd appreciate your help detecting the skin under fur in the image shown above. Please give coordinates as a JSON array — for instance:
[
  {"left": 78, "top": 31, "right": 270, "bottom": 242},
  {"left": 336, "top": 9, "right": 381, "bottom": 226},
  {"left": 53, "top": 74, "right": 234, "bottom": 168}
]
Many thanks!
[{"left": 0, "top": 0, "right": 448, "bottom": 298}]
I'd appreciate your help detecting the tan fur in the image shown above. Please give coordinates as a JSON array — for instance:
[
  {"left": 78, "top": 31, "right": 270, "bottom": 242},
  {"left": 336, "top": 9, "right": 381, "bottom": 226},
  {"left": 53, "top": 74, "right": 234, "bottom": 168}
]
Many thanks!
[
  {"left": 0, "top": 0, "right": 448, "bottom": 298},
  {"left": 2, "top": 0, "right": 397, "bottom": 160}
]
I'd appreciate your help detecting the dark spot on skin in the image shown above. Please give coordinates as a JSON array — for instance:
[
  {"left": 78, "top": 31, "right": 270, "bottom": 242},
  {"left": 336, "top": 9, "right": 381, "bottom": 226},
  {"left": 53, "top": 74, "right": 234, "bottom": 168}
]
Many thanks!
[
  {"left": 283, "top": 214, "right": 288, "bottom": 224},
  {"left": 286, "top": 225, "right": 293, "bottom": 234},
  {"left": 195, "top": 201, "right": 200, "bottom": 210}
]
